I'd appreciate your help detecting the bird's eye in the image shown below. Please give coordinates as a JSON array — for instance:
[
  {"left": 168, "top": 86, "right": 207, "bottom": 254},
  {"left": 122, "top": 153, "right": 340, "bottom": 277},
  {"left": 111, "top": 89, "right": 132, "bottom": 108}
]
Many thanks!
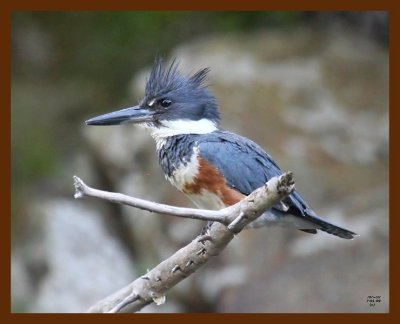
[{"left": 160, "top": 99, "right": 172, "bottom": 108}]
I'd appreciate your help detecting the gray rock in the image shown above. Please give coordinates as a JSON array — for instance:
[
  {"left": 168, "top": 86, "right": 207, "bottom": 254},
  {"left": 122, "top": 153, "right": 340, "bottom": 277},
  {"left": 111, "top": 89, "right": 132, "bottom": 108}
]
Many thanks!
[{"left": 29, "top": 199, "right": 135, "bottom": 313}]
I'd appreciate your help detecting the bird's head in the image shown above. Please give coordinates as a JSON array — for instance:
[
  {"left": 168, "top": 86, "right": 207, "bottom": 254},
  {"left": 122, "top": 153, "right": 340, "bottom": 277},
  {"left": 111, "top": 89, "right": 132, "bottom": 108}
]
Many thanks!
[{"left": 86, "top": 57, "right": 220, "bottom": 138}]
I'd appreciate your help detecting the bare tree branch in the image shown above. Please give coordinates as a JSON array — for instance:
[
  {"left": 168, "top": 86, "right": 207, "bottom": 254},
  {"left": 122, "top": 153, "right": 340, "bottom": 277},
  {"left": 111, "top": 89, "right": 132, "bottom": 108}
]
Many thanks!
[
  {"left": 73, "top": 175, "right": 232, "bottom": 224},
  {"left": 73, "top": 172, "right": 295, "bottom": 313}
]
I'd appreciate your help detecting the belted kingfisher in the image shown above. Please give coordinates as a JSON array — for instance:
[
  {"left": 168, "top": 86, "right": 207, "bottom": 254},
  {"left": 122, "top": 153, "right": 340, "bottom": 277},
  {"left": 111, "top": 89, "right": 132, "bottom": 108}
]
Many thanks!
[{"left": 86, "top": 57, "right": 357, "bottom": 239}]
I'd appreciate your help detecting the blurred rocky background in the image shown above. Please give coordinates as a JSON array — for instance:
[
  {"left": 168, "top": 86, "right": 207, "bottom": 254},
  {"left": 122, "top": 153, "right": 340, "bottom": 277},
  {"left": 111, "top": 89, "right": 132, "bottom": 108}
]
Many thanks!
[{"left": 11, "top": 11, "right": 388, "bottom": 313}]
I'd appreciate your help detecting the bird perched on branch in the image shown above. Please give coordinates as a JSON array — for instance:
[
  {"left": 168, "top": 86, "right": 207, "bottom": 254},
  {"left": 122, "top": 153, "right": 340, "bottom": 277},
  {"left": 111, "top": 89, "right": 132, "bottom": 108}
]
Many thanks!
[{"left": 86, "top": 57, "right": 357, "bottom": 239}]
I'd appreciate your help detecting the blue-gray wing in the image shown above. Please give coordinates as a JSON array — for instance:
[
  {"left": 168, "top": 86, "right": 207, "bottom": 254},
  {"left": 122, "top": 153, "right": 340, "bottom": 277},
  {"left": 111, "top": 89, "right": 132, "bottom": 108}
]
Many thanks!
[{"left": 197, "top": 131, "right": 310, "bottom": 216}]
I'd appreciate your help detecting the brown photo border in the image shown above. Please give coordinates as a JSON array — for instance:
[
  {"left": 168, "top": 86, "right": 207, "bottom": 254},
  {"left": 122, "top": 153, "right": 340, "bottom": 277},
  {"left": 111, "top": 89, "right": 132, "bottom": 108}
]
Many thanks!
[{"left": 3, "top": 1, "right": 397, "bottom": 323}]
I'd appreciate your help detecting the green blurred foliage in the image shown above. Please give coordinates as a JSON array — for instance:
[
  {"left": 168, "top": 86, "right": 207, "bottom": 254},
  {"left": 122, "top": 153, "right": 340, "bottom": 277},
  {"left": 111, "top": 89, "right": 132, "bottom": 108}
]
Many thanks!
[{"left": 13, "top": 11, "right": 302, "bottom": 99}]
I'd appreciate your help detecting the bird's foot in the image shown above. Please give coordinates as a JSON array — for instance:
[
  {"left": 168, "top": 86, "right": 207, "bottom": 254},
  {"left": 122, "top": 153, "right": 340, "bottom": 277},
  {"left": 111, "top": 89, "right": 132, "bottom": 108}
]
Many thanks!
[
  {"left": 200, "top": 221, "right": 214, "bottom": 235},
  {"left": 194, "top": 221, "right": 213, "bottom": 243}
]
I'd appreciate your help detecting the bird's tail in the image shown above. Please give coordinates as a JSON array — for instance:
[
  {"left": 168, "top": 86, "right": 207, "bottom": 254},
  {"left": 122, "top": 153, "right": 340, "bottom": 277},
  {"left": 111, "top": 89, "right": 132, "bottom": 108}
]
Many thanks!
[{"left": 303, "top": 212, "right": 358, "bottom": 239}]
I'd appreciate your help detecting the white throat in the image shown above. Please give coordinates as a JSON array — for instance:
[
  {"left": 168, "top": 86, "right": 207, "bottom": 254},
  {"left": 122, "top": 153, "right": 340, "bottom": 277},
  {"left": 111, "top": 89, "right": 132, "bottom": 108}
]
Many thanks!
[{"left": 147, "top": 119, "right": 218, "bottom": 149}]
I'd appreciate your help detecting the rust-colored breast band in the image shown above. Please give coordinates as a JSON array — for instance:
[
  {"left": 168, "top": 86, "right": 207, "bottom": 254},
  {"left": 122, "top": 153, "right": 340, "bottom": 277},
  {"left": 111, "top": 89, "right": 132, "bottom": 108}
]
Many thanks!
[{"left": 183, "top": 157, "right": 244, "bottom": 206}]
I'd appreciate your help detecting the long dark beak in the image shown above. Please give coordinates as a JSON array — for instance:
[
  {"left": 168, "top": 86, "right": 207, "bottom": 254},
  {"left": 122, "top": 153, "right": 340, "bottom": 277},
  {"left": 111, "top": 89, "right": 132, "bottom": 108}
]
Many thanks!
[{"left": 85, "top": 106, "right": 153, "bottom": 126}]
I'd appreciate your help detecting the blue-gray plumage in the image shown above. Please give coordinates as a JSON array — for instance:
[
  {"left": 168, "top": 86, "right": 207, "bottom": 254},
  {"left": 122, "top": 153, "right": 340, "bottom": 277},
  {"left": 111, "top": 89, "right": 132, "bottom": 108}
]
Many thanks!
[{"left": 86, "top": 57, "right": 357, "bottom": 239}]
